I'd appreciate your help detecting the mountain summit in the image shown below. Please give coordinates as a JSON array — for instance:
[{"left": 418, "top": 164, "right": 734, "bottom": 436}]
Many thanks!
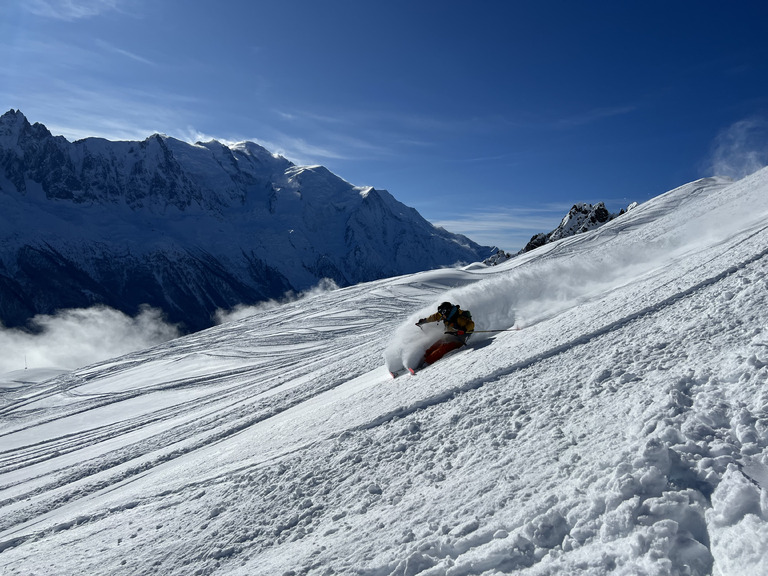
[{"left": 0, "top": 109, "right": 493, "bottom": 331}]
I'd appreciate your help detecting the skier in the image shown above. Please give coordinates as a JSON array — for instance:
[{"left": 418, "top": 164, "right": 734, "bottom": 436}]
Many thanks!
[{"left": 416, "top": 301, "right": 475, "bottom": 365}]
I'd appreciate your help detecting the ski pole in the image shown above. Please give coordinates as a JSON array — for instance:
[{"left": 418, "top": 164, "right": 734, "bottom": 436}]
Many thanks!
[{"left": 444, "top": 328, "right": 520, "bottom": 334}]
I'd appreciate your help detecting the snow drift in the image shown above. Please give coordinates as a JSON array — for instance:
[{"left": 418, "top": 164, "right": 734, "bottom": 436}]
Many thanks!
[{"left": 1, "top": 171, "right": 768, "bottom": 575}]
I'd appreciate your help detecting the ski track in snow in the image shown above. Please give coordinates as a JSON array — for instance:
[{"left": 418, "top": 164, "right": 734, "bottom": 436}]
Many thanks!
[{"left": 1, "top": 173, "right": 768, "bottom": 575}]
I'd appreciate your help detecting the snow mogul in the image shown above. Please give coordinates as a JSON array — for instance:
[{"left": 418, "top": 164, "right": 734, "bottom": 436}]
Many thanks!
[{"left": 416, "top": 301, "right": 475, "bottom": 365}]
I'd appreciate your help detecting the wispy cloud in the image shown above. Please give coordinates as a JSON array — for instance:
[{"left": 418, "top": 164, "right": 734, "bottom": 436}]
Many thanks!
[
  {"left": 451, "top": 151, "right": 522, "bottom": 165},
  {"left": 554, "top": 105, "right": 637, "bottom": 128},
  {"left": 375, "top": 110, "right": 520, "bottom": 134},
  {"left": 433, "top": 205, "right": 571, "bottom": 250},
  {"left": 245, "top": 125, "right": 394, "bottom": 167},
  {"left": 275, "top": 105, "right": 520, "bottom": 145},
  {"left": 254, "top": 134, "right": 352, "bottom": 164},
  {"left": 25, "top": 0, "right": 123, "bottom": 21},
  {"left": 1, "top": 36, "right": 96, "bottom": 69},
  {"left": 94, "top": 38, "right": 155, "bottom": 66},
  {"left": 8, "top": 80, "right": 202, "bottom": 141},
  {"left": 177, "top": 127, "right": 241, "bottom": 148},
  {"left": 275, "top": 108, "right": 349, "bottom": 126},
  {"left": 267, "top": 108, "right": 399, "bottom": 163}
]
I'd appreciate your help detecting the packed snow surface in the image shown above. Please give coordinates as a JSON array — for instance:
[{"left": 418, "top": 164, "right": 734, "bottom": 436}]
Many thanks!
[{"left": 2, "top": 171, "right": 768, "bottom": 575}]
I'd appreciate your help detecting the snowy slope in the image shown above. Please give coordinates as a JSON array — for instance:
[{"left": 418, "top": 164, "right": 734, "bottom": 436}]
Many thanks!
[{"left": 1, "top": 170, "right": 768, "bottom": 575}]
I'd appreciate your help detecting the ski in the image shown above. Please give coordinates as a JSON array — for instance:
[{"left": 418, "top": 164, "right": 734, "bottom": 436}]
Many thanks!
[{"left": 389, "top": 366, "right": 418, "bottom": 378}]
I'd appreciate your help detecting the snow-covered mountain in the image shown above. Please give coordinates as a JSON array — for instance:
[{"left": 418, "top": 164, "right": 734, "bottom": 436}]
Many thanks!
[
  {"left": 0, "top": 109, "right": 493, "bottom": 331},
  {"left": 2, "top": 169, "right": 767, "bottom": 575}
]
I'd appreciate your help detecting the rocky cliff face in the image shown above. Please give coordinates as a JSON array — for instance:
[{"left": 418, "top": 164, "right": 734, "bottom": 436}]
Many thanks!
[
  {"left": 0, "top": 109, "right": 494, "bottom": 331},
  {"left": 519, "top": 202, "right": 637, "bottom": 255},
  {"left": 483, "top": 202, "right": 637, "bottom": 266}
]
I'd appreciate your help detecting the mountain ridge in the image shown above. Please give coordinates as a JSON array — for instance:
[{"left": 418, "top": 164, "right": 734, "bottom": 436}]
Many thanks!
[{"left": 0, "top": 109, "right": 494, "bottom": 331}]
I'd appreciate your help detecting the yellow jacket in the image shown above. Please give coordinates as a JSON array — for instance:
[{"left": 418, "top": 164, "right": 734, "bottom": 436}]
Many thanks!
[{"left": 422, "top": 306, "right": 474, "bottom": 334}]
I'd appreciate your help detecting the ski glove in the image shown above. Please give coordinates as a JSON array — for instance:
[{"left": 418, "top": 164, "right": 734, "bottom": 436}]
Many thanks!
[{"left": 416, "top": 319, "right": 426, "bottom": 326}]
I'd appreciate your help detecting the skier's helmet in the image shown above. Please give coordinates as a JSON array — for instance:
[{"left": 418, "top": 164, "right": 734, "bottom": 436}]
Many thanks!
[{"left": 438, "top": 301, "right": 453, "bottom": 316}]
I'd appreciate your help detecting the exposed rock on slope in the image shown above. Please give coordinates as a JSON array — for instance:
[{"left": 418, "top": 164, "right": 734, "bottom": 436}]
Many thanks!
[{"left": 520, "top": 202, "right": 637, "bottom": 254}]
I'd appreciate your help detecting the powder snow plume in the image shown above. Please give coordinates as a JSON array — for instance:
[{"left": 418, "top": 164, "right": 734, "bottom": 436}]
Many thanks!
[{"left": 385, "top": 170, "right": 768, "bottom": 372}]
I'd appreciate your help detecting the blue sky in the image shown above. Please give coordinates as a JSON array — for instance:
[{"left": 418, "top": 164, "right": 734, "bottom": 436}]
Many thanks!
[{"left": 3, "top": 0, "right": 768, "bottom": 250}]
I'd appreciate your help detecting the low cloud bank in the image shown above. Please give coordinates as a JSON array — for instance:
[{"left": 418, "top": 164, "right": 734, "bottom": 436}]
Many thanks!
[
  {"left": 0, "top": 279, "right": 342, "bottom": 375},
  {"left": 0, "top": 305, "right": 180, "bottom": 374}
]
